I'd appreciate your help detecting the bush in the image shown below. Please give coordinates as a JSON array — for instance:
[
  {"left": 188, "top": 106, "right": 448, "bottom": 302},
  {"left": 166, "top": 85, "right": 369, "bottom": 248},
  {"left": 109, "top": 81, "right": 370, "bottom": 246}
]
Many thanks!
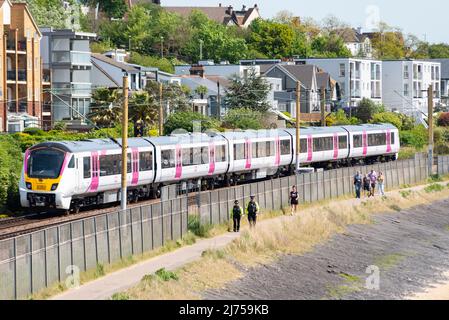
[
  {"left": 0, "top": 136, "right": 23, "bottom": 212},
  {"left": 163, "top": 112, "right": 220, "bottom": 135},
  {"left": 424, "top": 183, "right": 445, "bottom": 193},
  {"left": 154, "top": 268, "right": 179, "bottom": 281},
  {"left": 435, "top": 143, "right": 449, "bottom": 155},
  {"left": 222, "top": 108, "right": 264, "bottom": 130},
  {"left": 437, "top": 112, "right": 449, "bottom": 127},
  {"left": 326, "top": 109, "right": 360, "bottom": 126},
  {"left": 370, "top": 112, "right": 402, "bottom": 129},
  {"left": 398, "top": 113, "right": 416, "bottom": 131},
  {"left": 353, "top": 98, "right": 386, "bottom": 123},
  {"left": 400, "top": 125, "right": 427, "bottom": 149}
]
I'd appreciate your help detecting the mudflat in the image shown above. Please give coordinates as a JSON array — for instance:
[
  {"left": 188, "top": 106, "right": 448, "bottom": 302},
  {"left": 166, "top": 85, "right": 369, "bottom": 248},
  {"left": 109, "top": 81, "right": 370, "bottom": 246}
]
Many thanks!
[{"left": 206, "top": 198, "right": 449, "bottom": 300}]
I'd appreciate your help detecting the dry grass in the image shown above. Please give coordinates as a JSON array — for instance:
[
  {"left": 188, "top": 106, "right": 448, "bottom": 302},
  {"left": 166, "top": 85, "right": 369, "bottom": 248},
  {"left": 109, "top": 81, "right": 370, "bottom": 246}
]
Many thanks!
[{"left": 122, "top": 183, "right": 449, "bottom": 300}]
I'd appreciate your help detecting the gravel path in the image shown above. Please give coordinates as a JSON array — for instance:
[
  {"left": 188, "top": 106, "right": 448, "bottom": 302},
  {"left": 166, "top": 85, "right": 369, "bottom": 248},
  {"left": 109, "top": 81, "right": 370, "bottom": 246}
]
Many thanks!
[{"left": 205, "top": 198, "right": 449, "bottom": 300}]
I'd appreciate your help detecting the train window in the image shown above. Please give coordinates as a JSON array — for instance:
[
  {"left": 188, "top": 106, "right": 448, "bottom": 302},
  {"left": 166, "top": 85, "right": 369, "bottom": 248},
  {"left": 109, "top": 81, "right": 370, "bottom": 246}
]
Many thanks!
[
  {"left": 215, "top": 145, "right": 227, "bottom": 162},
  {"left": 139, "top": 152, "right": 153, "bottom": 171},
  {"left": 182, "top": 148, "right": 192, "bottom": 166},
  {"left": 280, "top": 139, "right": 291, "bottom": 155},
  {"left": 266, "top": 141, "right": 275, "bottom": 157},
  {"left": 391, "top": 132, "right": 395, "bottom": 144},
  {"left": 201, "top": 147, "right": 209, "bottom": 164},
  {"left": 252, "top": 142, "right": 258, "bottom": 158},
  {"left": 68, "top": 155, "right": 75, "bottom": 168},
  {"left": 353, "top": 135, "right": 362, "bottom": 148},
  {"left": 83, "top": 157, "right": 90, "bottom": 178},
  {"left": 161, "top": 150, "right": 175, "bottom": 169},
  {"left": 300, "top": 139, "right": 307, "bottom": 153},
  {"left": 100, "top": 154, "right": 118, "bottom": 176},
  {"left": 313, "top": 137, "right": 333, "bottom": 152},
  {"left": 234, "top": 143, "right": 245, "bottom": 160},
  {"left": 257, "top": 142, "right": 266, "bottom": 158},
  {"left": 339, "top": 136, "right": 348, "bottom": 149},
  {"left": 368, "top": 133, "right": 386, "bottom": 146}
]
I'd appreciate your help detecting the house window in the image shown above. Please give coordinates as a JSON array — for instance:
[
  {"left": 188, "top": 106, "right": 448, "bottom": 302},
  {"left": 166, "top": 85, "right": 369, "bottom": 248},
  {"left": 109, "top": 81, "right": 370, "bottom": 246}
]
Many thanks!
[
  {"left": 404, "top": 84, "right": 409, "bottom": 97},
  {"left": 339, "top": 64, "right": 345, "bottom": 77},
  {"left": 404, "top": 66, "right": 409, "bottom": 79}
]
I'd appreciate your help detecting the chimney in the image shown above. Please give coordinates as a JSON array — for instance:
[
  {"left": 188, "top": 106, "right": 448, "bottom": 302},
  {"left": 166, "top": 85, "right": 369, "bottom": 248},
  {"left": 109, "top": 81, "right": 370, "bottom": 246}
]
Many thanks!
[
  {"left": 189, "top": 64, "right": 205, "bottom": 78},
  {"left": 357, "top": 27, "right": 362, "bottom": 34},
  {"left": 226, "top": 5, "right": 233, "bottom": 14},
  {"left": 254, "top": 4, "right": 258, "bottom": 8},
  {"left": 242, "top": 5, "right": 246, "bottom": 11},
  {"left": 219, "top": 3, "right": 222, "bottom": 7}
]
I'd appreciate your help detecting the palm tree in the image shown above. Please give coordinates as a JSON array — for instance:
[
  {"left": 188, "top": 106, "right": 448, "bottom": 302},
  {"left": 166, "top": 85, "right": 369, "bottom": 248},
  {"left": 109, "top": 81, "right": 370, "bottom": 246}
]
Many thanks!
[
  {"left": 194, "top": 85, "right": 208, "bottom": 99},
  {"left": 129, "top": 91, "right": 159, "bottom": 128},
  {"left": 88, "top": 88, "right": 122, "bottom": 128}
]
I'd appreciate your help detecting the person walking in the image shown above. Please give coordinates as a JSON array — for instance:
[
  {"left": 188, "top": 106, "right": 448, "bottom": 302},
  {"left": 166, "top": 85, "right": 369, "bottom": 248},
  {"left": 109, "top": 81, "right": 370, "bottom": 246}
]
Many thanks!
[
  {"left": 353, "top": 171, "right": 363, "bottom": 199},
  {"left": 290, "top": 186, "right": 299, "bottom": 215},
  {"left": 247, "top": 195, "right": 260, "bottom": 228},
  {"left": 368, "top": 170, "right": 378, "bottom": 197},
  {"left": 231, "top": 200, "right": 243, "bottom": 232},
  {"left": 377, "top": 172, "right": 385, "bottom": 196},
  {"left": 363, "top": 174, "right": 371, "bottom": 198}
]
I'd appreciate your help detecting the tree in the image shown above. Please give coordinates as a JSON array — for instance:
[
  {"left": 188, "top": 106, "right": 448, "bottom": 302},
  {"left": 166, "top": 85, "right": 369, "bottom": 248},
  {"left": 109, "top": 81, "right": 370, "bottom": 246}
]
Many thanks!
[
  {"left": 353, "top": 98, "right": 385, "bottom": 123},
  {"left": 311, "top": 34, "right": 352, "bottom": 58},
  {"left": 371, "top": 22, "right": 406, "bottom": 59},
  {"left": 163, "top": 112, "right": 219, "bottom": 135},
  {"left": 129, "top": 91, "right": 158, "bottom": 129},
  {"left": 437, "top": 112, "right": 449, "bottom": 127},
  {"left": 326, "top": 109, "right": 359, "bottom": 126},
  {"left": 194, "top": 85, "right": 208, "bottom": 99},
  {"left": 25, "top": 0, "right": 73, "bottom": 29},
  {"left": 224, "top": 69, "right": 271, "bottom": 113},
  {"left": 81, "top": 0, "right": 128, "bottom": 19},
  {"left": 88, "top": 88, "right": 122, "bottom": 128},
  {"left": 370, "top": 112, "right": 402, "bottom": 129}
]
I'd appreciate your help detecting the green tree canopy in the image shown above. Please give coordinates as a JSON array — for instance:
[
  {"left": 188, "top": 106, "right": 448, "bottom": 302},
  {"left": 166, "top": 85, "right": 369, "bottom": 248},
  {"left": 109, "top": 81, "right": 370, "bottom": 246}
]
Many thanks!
[
  {"left": 353, "top": 98, "right": 386, "bottom": 123},
  {"left": 163, "top": 112, "right": 219, "bottom": 135},
  {"left": 224, "top": 69, "right": 271, "bottom": 113}
]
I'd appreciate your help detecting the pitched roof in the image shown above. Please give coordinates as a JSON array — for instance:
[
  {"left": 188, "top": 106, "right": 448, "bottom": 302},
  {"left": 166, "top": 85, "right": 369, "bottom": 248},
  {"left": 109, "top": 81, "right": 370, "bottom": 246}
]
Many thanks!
[
  {"left": 277, "top": 64, "right": 316, "bottom": 89},
  {"left": 91, "top": 53, "right": 138, "bottom": 73},
  {"left": 204, "top": 75, "right": 230, "bottom": 89},
  {"left": 165, "top": 6, "right": 230, "bottom": 24}
]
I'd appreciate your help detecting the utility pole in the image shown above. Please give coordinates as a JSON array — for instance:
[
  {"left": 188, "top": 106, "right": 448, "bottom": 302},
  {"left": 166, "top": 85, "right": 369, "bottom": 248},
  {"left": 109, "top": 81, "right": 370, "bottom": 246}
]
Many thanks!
[
  {"left": 428, "top": 84, "right": 434, "bottom": 176},
  {"left": 159, "top": 82, "right": 164, "bottom": 136},
  {"left": 217, "top": 81, "right": 221, "bottom": 119},
  {"left": 121, "top": 76, "right": 129, "bottom": 211},
  {"left": 321, "top": 87, "right": 326, "bottom": 127},
  {"left": 296, "top": 80, "right": 301, "bottom": 173},
  {"left": 199, "top": 39, "right": 203, "bottom": 61}
]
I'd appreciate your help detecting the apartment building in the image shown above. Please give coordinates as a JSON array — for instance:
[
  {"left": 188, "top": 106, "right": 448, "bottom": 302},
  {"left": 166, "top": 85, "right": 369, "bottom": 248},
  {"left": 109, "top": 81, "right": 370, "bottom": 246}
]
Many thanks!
[
  {"left": 296, "top": 58, "right": 382, "bottom": 108},
  {"left": 0, "top": 0, "right": 42, "bottom": 132},
  {"left": 40, "top": 28, "right": 96, "bottom": 129},
  {"left": 382, "top": 60, "right": 441, "bottom": 117},
  {"left": 175, "top": 61, "right": 260, "bottom": 79}
]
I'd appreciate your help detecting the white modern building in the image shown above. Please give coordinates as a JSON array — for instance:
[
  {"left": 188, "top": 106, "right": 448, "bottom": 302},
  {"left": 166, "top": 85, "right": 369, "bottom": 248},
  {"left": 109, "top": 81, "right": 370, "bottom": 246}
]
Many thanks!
[
  {"left": 382, "top": 60, "right": 441, "bottom": 118},
  {"left": 296, "top": 58, "right": 382, "bottom": 108},
  {"left": 175, "top": 61, "right": 260, "bottom": 79}
]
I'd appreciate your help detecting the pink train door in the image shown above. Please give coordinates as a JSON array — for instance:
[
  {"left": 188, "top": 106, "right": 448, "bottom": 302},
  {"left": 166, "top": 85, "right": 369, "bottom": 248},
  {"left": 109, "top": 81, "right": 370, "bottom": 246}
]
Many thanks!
[
  {"left": 89, "top": 152, "right": 99, "bottom": 192},
  {"left": 362, "top": 131, "right": 368, "bottom": 156},
  {"left": 307, "top": 135, "right": 313, "bottom": 162},
  {"left": 131, "top": 148, "right": 139, "bottom": 186},
  {"left": 275, "top": 137, "right": 281, "bottom": 166},
  {"left": 245, "top": 138, "right": 252, "bottom": 169},
  {"left": 386, "top": 129, "right": 392, "bottom": 153},
  {"left": 208, "top": 142, "right": 216, "bottom": 175},
  {"left": 333, "top": 133, "right": 339, "bottom": 160},
  {"left": 175, "top": 145, "right": 182, "bottom": 179}
]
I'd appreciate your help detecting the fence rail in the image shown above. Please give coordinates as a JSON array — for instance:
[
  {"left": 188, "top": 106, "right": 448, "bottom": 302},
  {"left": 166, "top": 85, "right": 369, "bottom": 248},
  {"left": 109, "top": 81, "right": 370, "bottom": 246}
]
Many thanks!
[{"left": 0, "top": 197, "right": 187, "bottom": 300}]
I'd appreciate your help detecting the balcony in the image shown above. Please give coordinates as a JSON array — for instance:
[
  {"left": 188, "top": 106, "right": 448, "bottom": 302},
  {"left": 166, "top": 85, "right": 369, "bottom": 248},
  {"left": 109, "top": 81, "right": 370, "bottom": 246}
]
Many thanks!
[
  {"left": 7, "top": 69, "right": 27, "bottom": 82},
  {"left": 52, "top": 51, "right": 92, "bottom": 65}
]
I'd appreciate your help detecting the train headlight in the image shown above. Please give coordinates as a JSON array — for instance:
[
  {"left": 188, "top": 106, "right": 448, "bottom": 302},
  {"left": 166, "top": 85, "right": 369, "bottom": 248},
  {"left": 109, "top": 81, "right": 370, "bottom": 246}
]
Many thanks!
[
  {"left": 51, "top": 183, "right": 59, "bottom": 191},
  {"left": 26, "top": 182, "right": 32, "bottom": 190}
]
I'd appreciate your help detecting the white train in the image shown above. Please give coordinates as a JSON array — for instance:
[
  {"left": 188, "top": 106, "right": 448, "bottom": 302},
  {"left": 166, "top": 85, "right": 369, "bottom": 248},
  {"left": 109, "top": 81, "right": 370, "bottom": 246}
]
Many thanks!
[{"left": 19, "top": 124, "right": 400, "bottom": 211}]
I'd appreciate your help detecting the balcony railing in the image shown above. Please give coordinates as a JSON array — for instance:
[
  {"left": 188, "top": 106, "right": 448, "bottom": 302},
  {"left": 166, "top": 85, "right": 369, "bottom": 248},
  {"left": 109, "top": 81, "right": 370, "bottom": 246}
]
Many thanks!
[{"left": 7, "top": 69, "right": 27, "bottom": 81}]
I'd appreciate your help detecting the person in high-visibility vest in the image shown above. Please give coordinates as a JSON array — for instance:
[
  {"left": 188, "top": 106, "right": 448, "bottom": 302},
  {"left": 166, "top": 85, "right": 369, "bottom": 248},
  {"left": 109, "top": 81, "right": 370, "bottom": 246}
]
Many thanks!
[
  {"left": 246, "top": 195, "right": 260, "bottom": 228},
  {"left": 230, "top": 200, "right": 244, "bottom": 232}
]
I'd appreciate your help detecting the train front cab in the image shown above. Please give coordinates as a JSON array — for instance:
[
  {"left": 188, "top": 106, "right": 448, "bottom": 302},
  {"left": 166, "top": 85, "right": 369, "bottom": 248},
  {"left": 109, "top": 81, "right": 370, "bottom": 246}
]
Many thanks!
[{"left": 20, "top": 145, "right": 75, "bottom": 210}]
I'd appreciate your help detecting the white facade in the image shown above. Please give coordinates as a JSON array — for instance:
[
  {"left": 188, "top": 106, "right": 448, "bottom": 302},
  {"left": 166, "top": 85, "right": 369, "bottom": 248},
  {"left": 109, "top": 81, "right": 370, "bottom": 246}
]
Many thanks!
[
  {"left": 298, "top": 58, "right": 382, "bottom": 107},
  {"left": 345, "top": 38, "right": 373, "bottom": 58},
  {"left": 175, "top": 64, "right": 260, "bottom": 79},
  {"left": 382, "top": 60, "right": 441, "bottom": 117}
]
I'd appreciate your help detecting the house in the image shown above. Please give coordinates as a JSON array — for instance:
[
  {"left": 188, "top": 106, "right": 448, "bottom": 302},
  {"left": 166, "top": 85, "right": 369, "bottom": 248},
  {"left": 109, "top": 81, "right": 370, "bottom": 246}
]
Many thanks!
[
  {"left": 91, "top": 53, "right": 142, "bottom": 91},
  {"left": 296, "top": 58, "right": 383, "bottom": 108},
  {"left": 175, "top": 62, "right": 260, "bottom": 80},
  {"left": 264, "top": 64, "right": 321, "bottom": 116},
  {"left": 339, "top": 28, "right": 373, "bottom": 58},
  {"left": 428, "top": 59, "right": 449, "bottom": 108},
  {"left": 40, "top": 28, "right": 97, "bottom": 129},
  {"left": 127, "top": 0, "right": 161, "bottom": 7},
  {"left": 316, "top": 71, "right": 341, "bottom": 111},
  {"left": 164, "top": 4, "right": 260, "bottom": 28},
  {"left": 0, "top": 0, "right": 43, "bottom": 132},
  {"left": 382, "top": 60, "right": 441, "bottom": 118}
]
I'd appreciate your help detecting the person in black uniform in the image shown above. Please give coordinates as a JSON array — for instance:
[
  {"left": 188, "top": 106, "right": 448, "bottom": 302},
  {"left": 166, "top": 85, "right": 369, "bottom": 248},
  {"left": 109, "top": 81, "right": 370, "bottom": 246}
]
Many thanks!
[
  {"left": 231, "top": 200, "right": 243, "bottom": 232},
  {"left": 290, "top": 185, "right": 299, "bottom": 216},
  {"left": 247, "top": 196, "right": 260, "bottom": 228}
]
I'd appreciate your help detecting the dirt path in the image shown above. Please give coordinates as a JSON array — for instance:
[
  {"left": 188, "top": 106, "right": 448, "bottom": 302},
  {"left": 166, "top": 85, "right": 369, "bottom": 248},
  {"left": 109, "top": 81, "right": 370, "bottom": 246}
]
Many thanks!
[{"left": 205, "top": 198, "right": 449, "bottom": 300}]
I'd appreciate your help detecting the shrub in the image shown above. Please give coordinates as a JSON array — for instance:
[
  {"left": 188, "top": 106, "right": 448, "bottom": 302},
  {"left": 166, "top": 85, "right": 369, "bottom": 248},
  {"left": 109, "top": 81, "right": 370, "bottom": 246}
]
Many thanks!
[
  {"left": 353, "top": 98, "right": 385, "bottom": 123},
  {"left": 163, "top": 112, "right": 220, "bottom": 135},
  {"left": 0, "top": 136, "right": 23, "bottom": 212},
  {"left": 155, "top": 268, "right": 179, "bottom": 281},
  {"left": 370, "top": 112, "right": 402, "bottom": 129},
  {"left": 424, "top": 183, "right": 445, "bottom": 193},
  {"left": 437, "top": 112, "right": 449, "bottom": 127},
  {"left": 400, "top": 125, "right": 427, "bottom": 149},
  {"left": 222, "top": 107, "right": 264, "bottom": 130},
  {"left": 435, "top": 143, "right": 449, "bottom": 155},
  {"left": 326, "top": 109, "right": 360, "bottom": 126},
  {"left": 111, "top": 292, "right": 129, "bottom": 300}
]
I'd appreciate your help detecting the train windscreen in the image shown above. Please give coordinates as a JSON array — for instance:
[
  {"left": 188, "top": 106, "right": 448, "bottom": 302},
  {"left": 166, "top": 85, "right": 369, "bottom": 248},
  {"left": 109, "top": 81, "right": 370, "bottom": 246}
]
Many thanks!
[{"left": 27, "top": 149, "right": 66, "bottom": 179}]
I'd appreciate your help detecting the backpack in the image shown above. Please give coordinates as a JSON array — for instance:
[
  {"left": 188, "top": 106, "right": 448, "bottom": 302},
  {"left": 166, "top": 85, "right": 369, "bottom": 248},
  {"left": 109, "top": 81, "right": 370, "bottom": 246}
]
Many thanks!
[{"left": 247, "top": 202, "right": 258, "bottom": 215}]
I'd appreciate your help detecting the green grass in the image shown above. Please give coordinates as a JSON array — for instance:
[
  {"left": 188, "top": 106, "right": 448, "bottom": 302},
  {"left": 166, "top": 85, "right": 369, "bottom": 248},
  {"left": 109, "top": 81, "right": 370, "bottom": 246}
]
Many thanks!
[
  {"left": 155, "top": 268, "right": 179, "bottom": 281},
  {"left": 326, "top": 273, "right": 363, "bottom": 299},
  {"left": 111, "top": 292, "right": 130, "bottom": 300},
  {"left": 399, "top": 190, "right": 413, "bottom": 198},
  {"left": 424, "top": 183, "right": 445, "bottom": 193},
  {"left": 188, "top": 215, "right": 214, "bottom": 237},
  {"left": 388, "top": 204, "right": 402, "bottom": 212},
  {"left": 374, "top": 253, "right": 407, "bottom": 270},
  {"left": 428, "top": 174, "right": 443, "bottom": 183}
]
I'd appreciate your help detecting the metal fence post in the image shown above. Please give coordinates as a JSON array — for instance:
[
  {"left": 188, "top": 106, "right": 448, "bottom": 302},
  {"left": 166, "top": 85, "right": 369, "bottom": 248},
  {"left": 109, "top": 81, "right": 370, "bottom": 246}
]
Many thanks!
[
  {"left": 13, "top": 237, "right": 17, "bottom": 300},
  {"left": 44, "top": 229, "right": 48, "bottom": 288},
  {"left": 30, "top": 235, "right": 33, "bottom": 295},
  {"left": 130, "top": 210, "right": 134, "bottom": 255},
  {"left": 118, "top": 212, "right": 123, "bottom": 259},
  {"left": 94, "top": 217, "right": 99, "bottom": 265},
  {"left": 106, "top": 214, "right": 111, "bottom": 264}
]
